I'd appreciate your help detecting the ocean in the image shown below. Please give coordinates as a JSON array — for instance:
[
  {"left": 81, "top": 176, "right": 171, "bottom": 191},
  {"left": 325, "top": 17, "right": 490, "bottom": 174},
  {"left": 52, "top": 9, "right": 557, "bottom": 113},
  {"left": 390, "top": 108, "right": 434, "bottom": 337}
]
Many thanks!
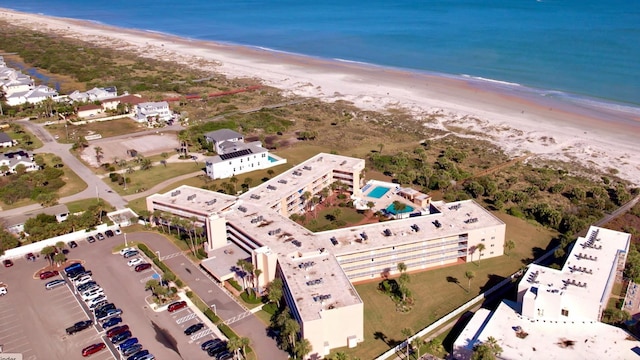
[{"left": 2, "top": 0, "right": 640, "bottom": 111}]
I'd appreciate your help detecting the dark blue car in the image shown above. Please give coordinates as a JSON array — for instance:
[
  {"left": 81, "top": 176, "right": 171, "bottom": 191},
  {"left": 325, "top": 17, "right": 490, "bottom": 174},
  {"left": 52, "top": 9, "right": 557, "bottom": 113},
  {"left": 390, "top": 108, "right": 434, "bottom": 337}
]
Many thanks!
[
  {"left": 102, "top": 317, "right": 122, "bottom": 329},
  {"left": 111, "top": 330, "right": 132, "bottom": 344},
  {"left": 118, "top": 337, "right": 139, "bottom": 352},
  {"left": 122, "top": 344, "right": 143, "bottom": 357},
  {"left": 127, "top": 349, "right": 149, "bottom": 360}
]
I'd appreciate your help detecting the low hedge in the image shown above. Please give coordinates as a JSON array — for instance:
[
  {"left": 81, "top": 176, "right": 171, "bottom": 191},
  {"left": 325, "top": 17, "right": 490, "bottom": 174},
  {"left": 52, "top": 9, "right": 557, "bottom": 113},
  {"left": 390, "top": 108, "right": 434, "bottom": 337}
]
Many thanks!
[
  {"left": 228, "top": 279, "right": 242, "bottom": 291},
  {"left": 240, "top": 291, "right": 263, "bottom": 304},
  {"left": 204, "top": 308, "right": 221, "bottom": 324},
  {"left": 217, "top": 323, "right": 237, "bottom": 340},
  {"left": 137, "top": 243, "right": 157, "bottom": 259}
]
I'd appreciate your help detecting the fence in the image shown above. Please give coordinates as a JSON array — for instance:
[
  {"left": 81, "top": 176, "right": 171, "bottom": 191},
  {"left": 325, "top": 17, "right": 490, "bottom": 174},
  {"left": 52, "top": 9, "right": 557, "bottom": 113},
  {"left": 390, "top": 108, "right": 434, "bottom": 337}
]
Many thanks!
[{"left": 0, "top": 223, "right": 119, "bottom": 260}]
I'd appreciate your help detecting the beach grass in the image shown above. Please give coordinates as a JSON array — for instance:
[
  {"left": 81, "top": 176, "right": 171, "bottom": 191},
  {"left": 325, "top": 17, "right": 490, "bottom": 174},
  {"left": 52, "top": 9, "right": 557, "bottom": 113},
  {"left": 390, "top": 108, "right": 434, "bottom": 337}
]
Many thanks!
[{"left": 106, "top": 162, "right": 204, "bottom": 196}]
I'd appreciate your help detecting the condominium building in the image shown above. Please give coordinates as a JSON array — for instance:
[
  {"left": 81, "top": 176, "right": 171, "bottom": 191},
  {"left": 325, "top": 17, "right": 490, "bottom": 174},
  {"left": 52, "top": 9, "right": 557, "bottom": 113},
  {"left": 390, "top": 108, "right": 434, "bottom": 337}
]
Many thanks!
[
  {"left": 146, "top": 153, "right": 506, "bottom": 358},
  {"left": 452, "top": 226, "right": 637, "bottom": 360}
]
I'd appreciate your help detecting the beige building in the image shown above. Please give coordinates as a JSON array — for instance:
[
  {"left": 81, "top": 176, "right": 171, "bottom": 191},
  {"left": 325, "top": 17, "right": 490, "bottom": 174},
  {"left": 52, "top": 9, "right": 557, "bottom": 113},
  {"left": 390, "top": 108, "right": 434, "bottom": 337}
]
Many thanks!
[
  {"left": 453, "top": 226, "right": 636, "bottom": 360},
  {"left": 146, "top": 153, "right": 506, "bottom": 358}
]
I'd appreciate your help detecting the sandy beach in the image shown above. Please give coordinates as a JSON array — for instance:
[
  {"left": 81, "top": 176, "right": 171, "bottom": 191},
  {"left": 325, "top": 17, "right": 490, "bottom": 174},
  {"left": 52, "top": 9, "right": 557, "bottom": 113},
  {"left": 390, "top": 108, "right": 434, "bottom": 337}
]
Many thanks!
[{"left": 1, "top": 8, "right": 639, "bottom": 185}]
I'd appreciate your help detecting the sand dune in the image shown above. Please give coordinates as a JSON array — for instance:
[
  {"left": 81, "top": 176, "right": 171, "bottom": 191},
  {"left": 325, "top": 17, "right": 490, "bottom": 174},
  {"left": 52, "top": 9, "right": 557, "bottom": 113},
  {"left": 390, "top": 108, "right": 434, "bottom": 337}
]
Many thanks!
[{"left": 2, "top": 8, "right": 639, "bottom": 185}]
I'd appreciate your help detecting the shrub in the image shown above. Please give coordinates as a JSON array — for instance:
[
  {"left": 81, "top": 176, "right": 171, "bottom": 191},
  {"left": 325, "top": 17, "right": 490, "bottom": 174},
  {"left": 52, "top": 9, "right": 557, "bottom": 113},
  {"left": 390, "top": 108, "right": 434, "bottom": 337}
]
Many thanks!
[
  {"left": 137, "top": 243, "right": 156, "bottom": 259},
  {"left": 186, "top": 291, "right": 194, "bottom": 299},
  {"left": 228, "top": 279, "right": 242, "bottom": 291},
  {"left": 175, "top": 279, "right": 184, "bottom": 288},
  {"left": 197, "top": 248, "right": 207, "bottom": 259},
  {"left": 217, "top": 323, "right": 237, "bottom": 340},
  {"left": 240, "top": 290, "right": 262, "bottom": 304},
  {"left": 263, "top": 302, "right": 278, "bottom": 315},
  {"left": 204, "top": 308, "right": 221, "bottom": 324}
]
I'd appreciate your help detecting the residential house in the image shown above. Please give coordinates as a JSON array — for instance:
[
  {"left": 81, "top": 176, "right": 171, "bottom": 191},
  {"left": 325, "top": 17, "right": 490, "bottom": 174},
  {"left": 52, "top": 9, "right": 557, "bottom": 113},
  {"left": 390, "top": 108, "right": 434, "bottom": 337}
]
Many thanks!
[
  {"left": 101, "top": 94, "right": 146, "bottom": 112},
  {"left": 77, "top": 104, "right": 103, "bottom": 119},
  {"left": 0, "top": 149, "right": 39, "bottom": 175},
  {"left": 133, "top": 101, "right": 172, "bottom": 124},
  {"left": 68, "top": 86, "right": 118, "bottom": 103},
  {"left": 0, "top": 70, "right": 34, "bottom": 96},
  {"left": 3, "top": 204, "right": 70, "bottom": 235},
  {"left": 0, "top": 132, "right": 15, "bottom": 148},
  {"left": 5, "top": 85, "right": 58, "bottom": 106},
  {"left": 203, "top": 129, "right": 284, "bottom": 180},
  {"left": 204, "top": 129, "right": 244, "bottom": 154}
]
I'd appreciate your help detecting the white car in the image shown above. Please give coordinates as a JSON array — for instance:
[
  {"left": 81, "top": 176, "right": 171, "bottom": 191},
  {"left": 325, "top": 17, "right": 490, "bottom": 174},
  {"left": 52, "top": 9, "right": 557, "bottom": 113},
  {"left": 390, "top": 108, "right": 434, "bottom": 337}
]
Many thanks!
[
  {"left": 74, "top": 276, "right": 93, "bottom": 286},
  {"left": 127, "top": 258, "right": 144, "bottom": 267},
  {"left": 119, "top": 247, "right": 135, "bottom": 256},
  {"left": 87, "top": 295, "right": 108, "bottom": 307},
  {"left": 115, "top": 229, "right": 122, "bottom": 235},
  {"left": 0, "top": 286, "right": 7, "bottom": 296},
  {"left": 82, "top": 290, "right": 104, "bottom": 301}
]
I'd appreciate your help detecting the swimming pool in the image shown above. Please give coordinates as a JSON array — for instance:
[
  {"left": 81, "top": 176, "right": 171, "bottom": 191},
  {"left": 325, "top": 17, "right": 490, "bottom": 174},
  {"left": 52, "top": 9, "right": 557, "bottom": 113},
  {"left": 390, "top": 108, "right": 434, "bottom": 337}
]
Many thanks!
[
  {"left": 386, "top": 203, "right": 414, "bottom": 215},
  {"left": 368, "top": 186, "right": 390, "bottom": 199},
  {"left": 268, "top": 156, "right": 278, "bottom": 163}
]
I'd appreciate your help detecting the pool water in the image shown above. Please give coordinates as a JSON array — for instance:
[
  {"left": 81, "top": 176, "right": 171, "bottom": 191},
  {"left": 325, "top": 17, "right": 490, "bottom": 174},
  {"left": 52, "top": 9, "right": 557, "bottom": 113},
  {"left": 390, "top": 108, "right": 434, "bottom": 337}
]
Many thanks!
[
  {"left": 268, "top": 156, "right": 278, "bottom": 163},
  {"left": 386, "top": 203, "right": 414, "bottom": 215},
  {"left": 368, "top": 186, "right": 390, "bottom": 199}
]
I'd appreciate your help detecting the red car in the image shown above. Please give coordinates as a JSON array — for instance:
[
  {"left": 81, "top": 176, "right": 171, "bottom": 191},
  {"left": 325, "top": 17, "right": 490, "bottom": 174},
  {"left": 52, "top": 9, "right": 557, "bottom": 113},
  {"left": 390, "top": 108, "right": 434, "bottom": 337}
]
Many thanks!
[
  {"left": 168, "top": 301, "right": 187, "bottom": 312},
  {"left": 3, "top": 259, "right": 13, "bottom": 267},
  {"left": 106, "top": 325, "right": 129, "bottom": 338},
  {"left": 39, "top": 270, "right": 60, "bottom": 280},
  {"left": 81, "top": 343, "right": 106, "bottom": 357},
  {"left": 25, "top": 253, "right": 36, "bottom": 261},
  {"left": 134, "top": 263, "right": 152, "bottom": 272}
]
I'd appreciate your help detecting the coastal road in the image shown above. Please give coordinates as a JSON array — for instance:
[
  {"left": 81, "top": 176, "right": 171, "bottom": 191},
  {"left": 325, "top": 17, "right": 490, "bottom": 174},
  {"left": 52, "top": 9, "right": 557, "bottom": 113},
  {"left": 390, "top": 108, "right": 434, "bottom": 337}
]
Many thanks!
[
  {"left": 130, "top": 232, "right": 289, "bottom": 360},
  {"left": 1, "top": 119, "right": 129, "bottom": 217}
]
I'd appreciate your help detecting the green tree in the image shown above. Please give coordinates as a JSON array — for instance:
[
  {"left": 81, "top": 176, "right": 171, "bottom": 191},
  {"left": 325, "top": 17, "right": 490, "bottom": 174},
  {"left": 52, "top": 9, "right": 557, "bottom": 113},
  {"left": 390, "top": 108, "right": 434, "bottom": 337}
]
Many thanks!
[
  {"left": 55, "top": 241, "right": 65, "bottom": 252},
  {"left": 41, "top": 246, "right": 56, "bottom": 266},
  {"left": 504, "top": 239, "right": 515, "bottom": 256},
  {"left": 268, "top": 278, "right": 283, "bottom": 307},
  {"left": 476, "top": 243, "right": 486, "bottom": 265},
  {"left": 293, "top": 338, "right": 312, "bottom": 360},
  {"left": 94, "top": 146, "right": 104, "bottom": 164},
  {"left": 465, "top": 271, "right": 475, "bottom": 293},
  {"left": 401, "top": 327, "right": 413, "bottom": 358},
  {"left": 53, "top": 252, "right": 66, "bottom": 266},
  {"left": 472, "top": 336, "right": 503, "bottom": 360}
]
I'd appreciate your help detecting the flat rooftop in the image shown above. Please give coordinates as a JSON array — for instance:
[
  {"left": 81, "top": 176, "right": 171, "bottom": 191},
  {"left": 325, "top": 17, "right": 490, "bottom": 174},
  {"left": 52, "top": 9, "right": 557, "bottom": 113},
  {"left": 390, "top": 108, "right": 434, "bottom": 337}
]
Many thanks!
[
  {"left": 239, "top": 153, "right": 365, "bottom": 210},
  {"left": 147, "top": 185, "right": 237, "bottom": 219},
  {"left": 458, "top": 301, "right": 640, "bottom": 359}
]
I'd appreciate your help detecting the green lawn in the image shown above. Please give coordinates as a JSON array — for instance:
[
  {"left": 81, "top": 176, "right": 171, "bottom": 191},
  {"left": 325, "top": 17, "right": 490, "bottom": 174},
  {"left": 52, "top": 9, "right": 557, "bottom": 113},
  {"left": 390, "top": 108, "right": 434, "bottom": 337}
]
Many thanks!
[
  {"left": 334, "top": 213, "right": 557, "bottom": 360},
  {"left": 301, "top": 206, "right": 366, "bottom": 232},
  {"left": 46, "top": 118, "right": 149, "bottom": 144},
  {"left": 107, "top": 162, "right": 204, "bottom": 196},
  {"left": 41, "top": 153, "right": 88, "bottom": 198},
  {"left": 64, "top": 198, "right": 113, "bottom": 214}
]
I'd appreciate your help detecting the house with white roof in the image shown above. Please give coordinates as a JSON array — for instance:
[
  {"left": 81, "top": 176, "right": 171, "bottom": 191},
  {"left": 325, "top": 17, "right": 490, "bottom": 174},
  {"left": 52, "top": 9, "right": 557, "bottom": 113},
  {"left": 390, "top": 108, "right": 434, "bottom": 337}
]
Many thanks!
[
  {"left": 68, "top": 86, "right": 118, "bottom": 103},
  {"left": 0, "top": 132, "right": 15, "bottom": 148},
  {"left": 203, "top": 129, "right": 285, "bottom": 180},
  {"left": 0, "top": 149, "right": 38, "bottom": 175},
  {"left": 452, "top": 226, "right": 637, "bottom": 360},
  {"left": 0, "top": 72, "right": 34, "bottom": 96},
  {"left": 133, "top": 101, "right": 172, "bottom": 124},
  {"left": 5, "top": 85, "right": 58, "bottom": 106}
]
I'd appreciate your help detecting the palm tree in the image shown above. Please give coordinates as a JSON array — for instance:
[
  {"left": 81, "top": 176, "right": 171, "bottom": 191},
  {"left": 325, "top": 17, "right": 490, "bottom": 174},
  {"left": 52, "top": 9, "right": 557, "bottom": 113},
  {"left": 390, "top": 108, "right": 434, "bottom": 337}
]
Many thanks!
[
  {"left": 465, "top": 271, "right": 475, "bottom": 293},
  {"left": 504, "top": 239, "right": 515, "bottom": 256},
  {"left": 397, "top": 262, "right": 407, "bottom": 275},
  {"left": 55, "top": 241, "right": 65, "bottom": 252},
  {"left": 401, "top": 327, "right": 413, "bottom": 358},
  {"left": 392, "top": 200, "right": 407, "bottom": 218},
  {"left": 238, "top": 337, "right": 250, "bottom": 359},
  {"left": 284, "top": 318, "right": 300, "bottom": 350},
  {"left": 227, "top": 337, "right": 241, "bottom": 359},
  {"left": 230, "top": 176, "right": 239, "bottom": 194},
  {"left": 236, "top": 259, "right": 249, "bottom": 290},
  {"left": 294, "top": 338, "right": 312, "bottom": 360},
  {"left": 302, "top": 191, "right": 312, "bottom": 211},
  {"left": 268, "top": 278, "right": 283, "bottom": 307},
  {"left": 254, "top": 269, "right": 263, "bottom": 294},
  {"left": 94, "top": 146, "right": 104, "bottom": 164},
  {"left": 411, "top": 337, "right": 423, "bottom": 359},
  {"left": 41, "top": 246, "right": 56, "bottom": 266},
  {"left": 53, "top": 252, "right": 66, "bottom": 266},
  {"left": 476, "top": 243, "right": 486, "bottom": 265}
]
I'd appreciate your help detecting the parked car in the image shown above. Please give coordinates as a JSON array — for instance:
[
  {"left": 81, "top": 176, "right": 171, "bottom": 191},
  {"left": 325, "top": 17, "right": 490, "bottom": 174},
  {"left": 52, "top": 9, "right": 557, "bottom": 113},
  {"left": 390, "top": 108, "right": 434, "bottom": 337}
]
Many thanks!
[
  {"left": 184, "top": 323, "right": 205, "bottom": 336},
  {"left": 87, "top": 236, "right": 96, "bottom": 243},
  {"left": 118, "top": 338, "right": 139, "bottom": 352},
  {"left": 97, "top": 308, "right": 123, "bottom": 322},
  {"left": 167, "top": 301, "right": 187, "bottom": 312},
  {"left": 111, "top": 330, "right": 132, "bottom": 344},
  {"left": 119, "top": 247, "right": 135, "bottom": 256},
  {"left": 87, "top": 295, "right": 108, "bottom": 307},
  {"left": 66, "top": 320, "right": 93, "bottom": 335},
  {"left": 89, "top": 300, "right": 109, "bottom": 310},
  {"left": 127, "top": 258, "right": 144, "bottom": 267},
  {"left": 201, "top": 339, "right": 223, "bottom": 351},
  {"left": 122, "top": 344, "right": 143, "bottom": 357},
  {"left": 135, "top": 354, "right": 155, "bottom": 360},
  {"left": 115, "top": 229, "right": 122, "bottom": 235},
  {"left": 77, "top": 282, "right": 98, "bottom": 293},
  {"left": 135, "top": 263, "right": 152, "bottom": 272},
  {"left": 0, "top": 286, "right": 7, "bottom": 296},
  {"left": 105, "top": 230, "right": 115, "bottom": 237},
  {"left": 82, "top": 343, "right": 106, "bottom": 357},
  {"left": 107, "top": 325, "right": 130, "bottom": 338},
  {"left": 95, "top": 302, "right": 116, "bottom": 314},
  {"left": 127, "top": 350, "right": 150, "bottom": 360},
  {"left": 123, "top": 250, "right": 139, "bottom": 259},
  {"left": 96, "top": 233, "right": 105, "bottom": 241},
  {"left": 39, "top": 270, "right": 59, "bottom": 280},
  {"left": 45, "top": 279, "right": 66, "bottom": 290},
  {"left": 206, "top": 343, "right": 228, "bottom": 357},
  {"left": 74, "top": 275, "right": 93, "bottom": 285},
  {"left": 102, "top": 317, "right": 122, "bottom": 329},
  {"left": 215, "top": 352, "right": 233, "bottom": 360},
  {"left": 25, "top": 253, "right": 36, "bottom": 261},
  {"left": 70, "top": 270, "right": 93, "bottom": 281},
  {"left": 3, "top": 259, "right": 13, "bottom": 267},
  {"left": 69, "top": 241, "right": 78, "bottom": 248}
]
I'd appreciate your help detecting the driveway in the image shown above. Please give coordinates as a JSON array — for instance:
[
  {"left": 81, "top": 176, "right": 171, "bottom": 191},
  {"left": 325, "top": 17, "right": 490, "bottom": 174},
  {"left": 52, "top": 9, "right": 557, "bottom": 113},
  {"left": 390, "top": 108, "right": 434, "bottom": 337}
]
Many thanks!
[{"left": 127, "top": 232, "right": 288, "bottom": 360}]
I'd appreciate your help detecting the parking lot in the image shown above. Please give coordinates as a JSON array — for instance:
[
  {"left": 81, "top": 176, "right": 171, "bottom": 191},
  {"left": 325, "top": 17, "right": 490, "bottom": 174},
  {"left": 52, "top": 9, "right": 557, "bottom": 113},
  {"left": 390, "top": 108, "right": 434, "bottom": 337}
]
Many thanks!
[{"left": 0, "top": 232, "right": 222, "bottom": 360}]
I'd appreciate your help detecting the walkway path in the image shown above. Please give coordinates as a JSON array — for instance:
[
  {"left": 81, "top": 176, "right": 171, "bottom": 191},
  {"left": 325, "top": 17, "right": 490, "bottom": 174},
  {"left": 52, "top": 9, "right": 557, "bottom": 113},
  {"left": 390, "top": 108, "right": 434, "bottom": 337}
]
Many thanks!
[
  {"left": 123, "top": 170, "right": 204, "bottom": 201},
  {"left": 131, "top": 232, "right": 287, "bottom": 360}
]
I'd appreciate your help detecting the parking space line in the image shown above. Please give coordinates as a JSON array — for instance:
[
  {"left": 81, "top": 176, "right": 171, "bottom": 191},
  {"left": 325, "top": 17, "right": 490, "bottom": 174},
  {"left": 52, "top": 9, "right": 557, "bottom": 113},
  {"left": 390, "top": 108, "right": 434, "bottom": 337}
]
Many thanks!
[
  {"left": 176, "top": 312, "right": 197, "bottom": 324},
  {"left": 0, "top": 323, "right": 25, "bottom": 333},
  {"left": 139, "top": 275, "right": 155, "bottom": 283},
  {"left": 160, "top": 252, "right": 182, "bottom": 261},
  {"left": 191, "top": 328, "right": 213, "bottom": 341}
]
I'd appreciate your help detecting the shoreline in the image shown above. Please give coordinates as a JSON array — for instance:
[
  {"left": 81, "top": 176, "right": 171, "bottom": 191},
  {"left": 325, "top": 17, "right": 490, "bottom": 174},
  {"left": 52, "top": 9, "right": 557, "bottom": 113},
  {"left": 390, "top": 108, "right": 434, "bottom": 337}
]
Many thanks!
[{"left": 2, "top": 8, "right": 639, "bottom": 185}]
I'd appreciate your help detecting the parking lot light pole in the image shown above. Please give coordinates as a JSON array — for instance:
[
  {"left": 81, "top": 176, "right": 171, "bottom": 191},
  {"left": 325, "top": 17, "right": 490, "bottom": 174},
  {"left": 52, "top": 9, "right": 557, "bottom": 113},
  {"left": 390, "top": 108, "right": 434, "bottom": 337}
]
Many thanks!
[
  {"left": 156, "top": 251, "right": 160, "bottom": 259},
  {"left": 124, "top": 233, "right": 128, "bottom": 247},
  {"left": 210, "top": 303, "right": 217, "bottom": 316}
]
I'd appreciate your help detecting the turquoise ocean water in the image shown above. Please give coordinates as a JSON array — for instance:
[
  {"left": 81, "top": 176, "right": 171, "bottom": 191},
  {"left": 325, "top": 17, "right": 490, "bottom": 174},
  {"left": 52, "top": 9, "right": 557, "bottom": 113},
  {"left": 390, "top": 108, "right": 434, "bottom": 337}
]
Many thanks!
[{"left": 3, "top": 0, "right": 640, "bottom": 112}]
